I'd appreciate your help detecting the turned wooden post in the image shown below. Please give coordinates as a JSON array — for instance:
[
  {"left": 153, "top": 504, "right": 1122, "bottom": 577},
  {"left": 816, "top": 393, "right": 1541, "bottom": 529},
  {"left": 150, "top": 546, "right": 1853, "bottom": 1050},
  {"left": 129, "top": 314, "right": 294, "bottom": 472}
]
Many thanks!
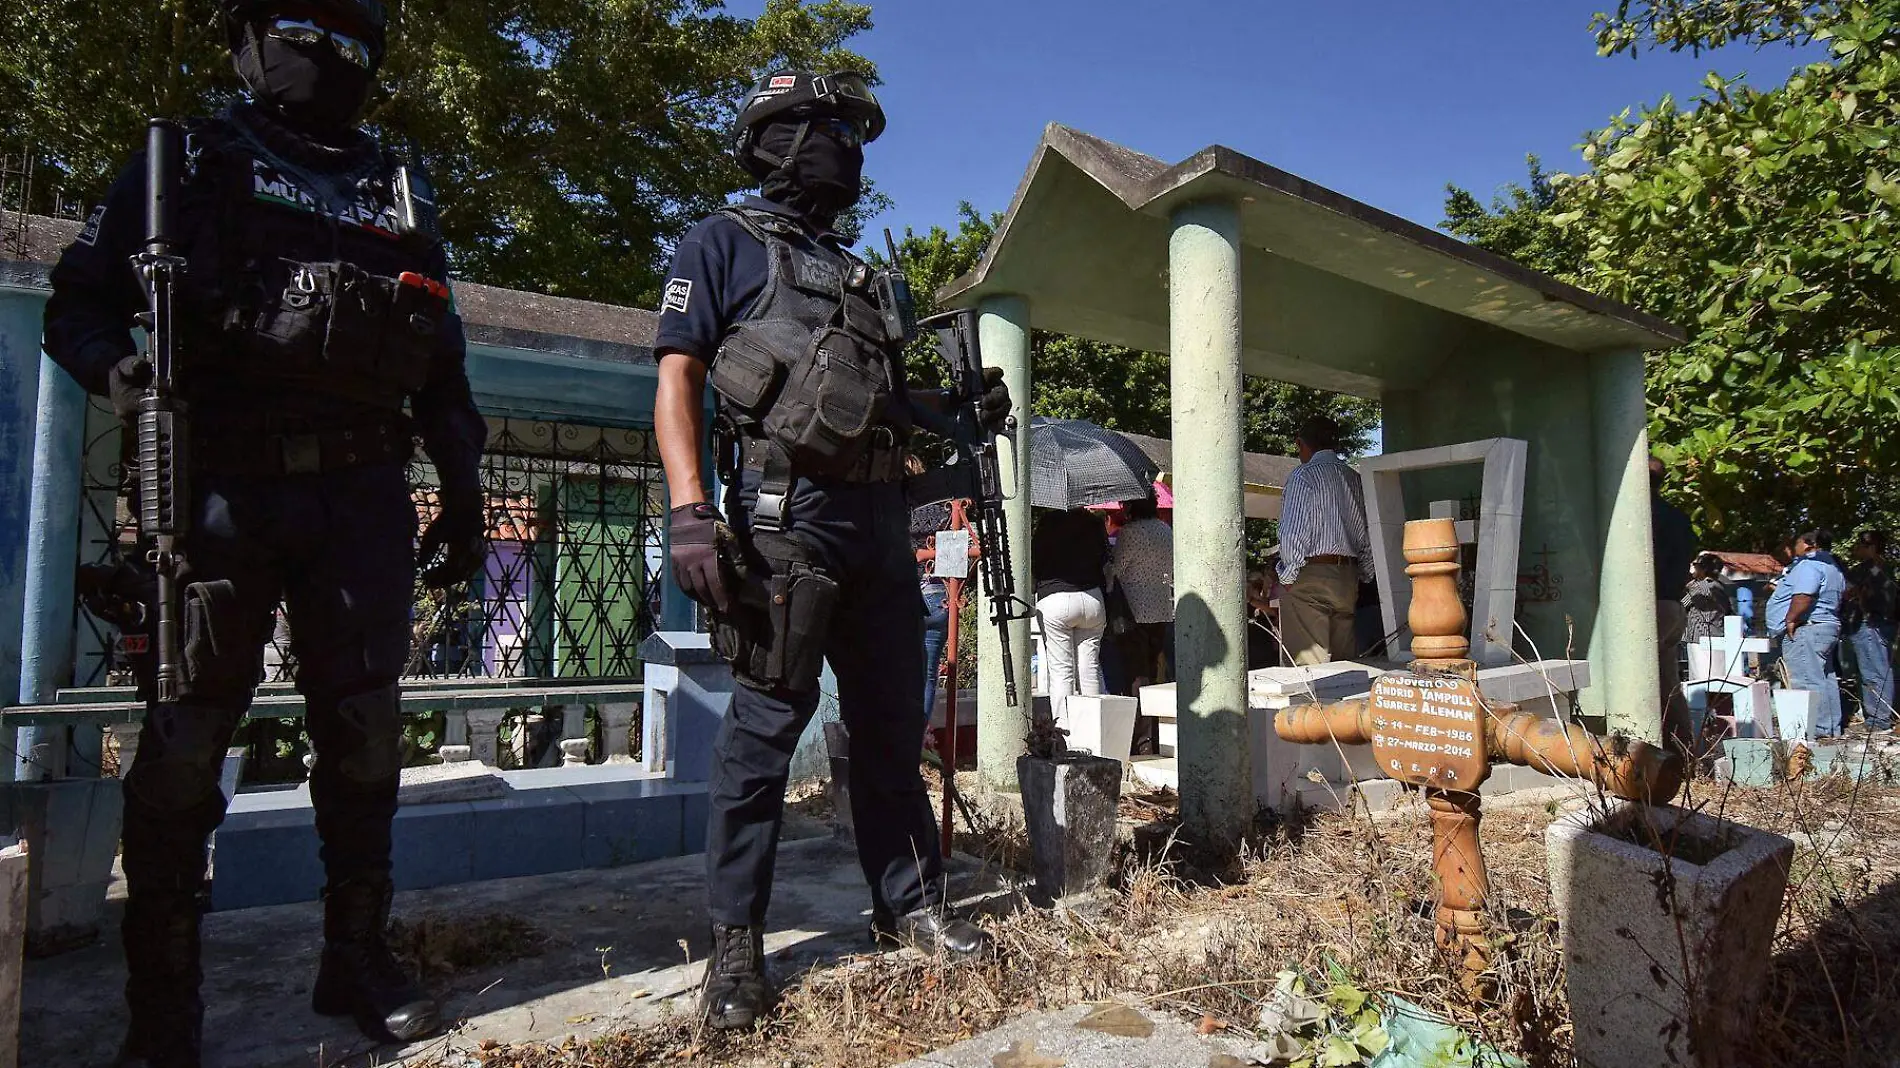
[{"left": 1404, "top": 517, "right": 1468, "bottom": 666}]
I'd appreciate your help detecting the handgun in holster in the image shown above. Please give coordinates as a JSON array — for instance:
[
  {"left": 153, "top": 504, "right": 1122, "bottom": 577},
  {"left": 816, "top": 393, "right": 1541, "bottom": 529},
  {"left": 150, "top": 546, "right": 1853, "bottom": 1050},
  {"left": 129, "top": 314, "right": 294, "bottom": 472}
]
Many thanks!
[{"left": 708, "top": 524, "right": 838, "bottom": 695}]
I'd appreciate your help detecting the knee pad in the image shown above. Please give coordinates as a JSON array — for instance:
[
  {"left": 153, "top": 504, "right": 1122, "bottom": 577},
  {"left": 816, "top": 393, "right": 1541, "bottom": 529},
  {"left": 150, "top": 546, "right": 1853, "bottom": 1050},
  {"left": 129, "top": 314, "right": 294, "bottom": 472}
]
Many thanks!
[
  {"left": 326, "top": 683, "right": 404, "bottom": 783},
  {"left": 124, "top": 702, "right": 238, "bottom": 814}
]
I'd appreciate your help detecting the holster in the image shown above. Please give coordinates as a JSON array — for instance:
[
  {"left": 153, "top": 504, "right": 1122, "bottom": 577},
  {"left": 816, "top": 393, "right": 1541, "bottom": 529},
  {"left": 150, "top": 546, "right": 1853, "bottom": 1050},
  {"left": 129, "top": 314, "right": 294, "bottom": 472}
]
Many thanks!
[{"left": 707, "top": 529, "right": 838, "bottom": 695}]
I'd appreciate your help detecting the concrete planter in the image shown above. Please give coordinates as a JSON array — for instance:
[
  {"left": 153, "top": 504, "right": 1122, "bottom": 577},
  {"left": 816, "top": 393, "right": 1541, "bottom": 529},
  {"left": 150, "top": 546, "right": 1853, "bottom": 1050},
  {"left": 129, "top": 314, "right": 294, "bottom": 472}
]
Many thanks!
[
  {"left": 0, "top": 842, "right": 26, "bottom": 1068},
  {"left": 1547, "top": 802, "right": 1793, "bottom": 1068},
  {"left": 1018, "top": 752, "right": 1121, "bottom": 903},
  {"left": 1, "top": 779, "right": 123, "bottom": 956}
]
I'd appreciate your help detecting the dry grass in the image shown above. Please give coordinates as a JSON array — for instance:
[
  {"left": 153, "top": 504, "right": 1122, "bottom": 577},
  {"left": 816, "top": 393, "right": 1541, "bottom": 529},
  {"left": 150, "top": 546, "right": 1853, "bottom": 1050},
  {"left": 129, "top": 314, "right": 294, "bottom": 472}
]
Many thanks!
[
  {"left": 389, "top": 912, "right": 553, "bottom": 983},
  {"left": 427, "top": 766, "right": 1900, "bottom": 1068}
]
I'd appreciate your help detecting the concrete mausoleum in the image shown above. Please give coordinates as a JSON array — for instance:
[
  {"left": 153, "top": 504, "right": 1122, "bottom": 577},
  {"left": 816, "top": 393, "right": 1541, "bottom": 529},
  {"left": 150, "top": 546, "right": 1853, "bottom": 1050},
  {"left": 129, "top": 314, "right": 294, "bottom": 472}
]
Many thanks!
[{"left": 944, "top": 125, "right": 1684, "bottom": 845}]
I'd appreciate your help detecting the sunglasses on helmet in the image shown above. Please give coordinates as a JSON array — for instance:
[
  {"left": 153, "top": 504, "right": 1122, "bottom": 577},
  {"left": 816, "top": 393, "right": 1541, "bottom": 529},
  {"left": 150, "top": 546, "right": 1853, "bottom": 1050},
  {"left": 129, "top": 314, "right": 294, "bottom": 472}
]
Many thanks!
[
  {"left": 813, "top": 116, "right": 867, "bottom": 148},
  {"left": 265, "top": 17, "right": 374, "bottom": 69}
]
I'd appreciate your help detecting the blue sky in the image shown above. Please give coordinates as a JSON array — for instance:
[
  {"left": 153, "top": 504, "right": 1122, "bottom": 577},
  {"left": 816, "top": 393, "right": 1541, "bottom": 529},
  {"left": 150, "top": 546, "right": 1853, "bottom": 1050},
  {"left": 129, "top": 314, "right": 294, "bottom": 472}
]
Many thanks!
[{"left": 737, "top": 0, "right": 1821, "bottom": 247}]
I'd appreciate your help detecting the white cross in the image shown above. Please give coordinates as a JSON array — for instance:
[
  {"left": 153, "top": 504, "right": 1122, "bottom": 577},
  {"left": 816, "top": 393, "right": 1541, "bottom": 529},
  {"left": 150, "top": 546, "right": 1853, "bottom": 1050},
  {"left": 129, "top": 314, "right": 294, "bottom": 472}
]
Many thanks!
[{"left": 1690, "top": 615, "right": 1770, "bottom": 684}]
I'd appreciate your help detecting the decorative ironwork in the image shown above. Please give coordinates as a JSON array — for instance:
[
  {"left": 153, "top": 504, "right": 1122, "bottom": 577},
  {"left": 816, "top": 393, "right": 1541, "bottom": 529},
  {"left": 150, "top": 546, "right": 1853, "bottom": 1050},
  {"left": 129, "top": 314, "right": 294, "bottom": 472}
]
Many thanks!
[{"left": 73, "top": 412, "right": 666, "bottom": 687}]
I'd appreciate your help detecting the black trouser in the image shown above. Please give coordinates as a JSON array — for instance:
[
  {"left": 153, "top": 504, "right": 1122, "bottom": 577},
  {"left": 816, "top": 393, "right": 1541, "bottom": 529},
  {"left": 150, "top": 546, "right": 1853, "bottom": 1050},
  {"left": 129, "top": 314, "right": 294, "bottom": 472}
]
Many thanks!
[
  {"left": 121, "top": 463, "right": 417, "bottom": 1014},
  {"left": 705, "top": 471, "right": 942, "bottom": 926}
]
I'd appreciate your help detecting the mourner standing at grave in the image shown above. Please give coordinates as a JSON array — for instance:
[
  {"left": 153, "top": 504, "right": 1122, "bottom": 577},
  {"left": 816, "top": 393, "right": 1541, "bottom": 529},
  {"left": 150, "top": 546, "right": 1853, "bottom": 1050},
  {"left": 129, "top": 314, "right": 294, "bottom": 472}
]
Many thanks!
[
  {"left": 1683, "top": 553, "right": 1734, "bottom": 644},
  {"left": 1276, "top": 415, "right": 1374, "bottom": 664},
  {"left": 1843, "top": 529, "right": 1896, "bottom": 732},
  {"left": 908, "top": 466, "right": 953, "bottom": 723},
  {"left": 1107, "top": 494, "right": 1174, "bottom": 691},
  {"left": 1033, "top": 507, "right": 1111, "bottom": 720},
  {"left": 1766, "top": 529, "right": 1848, "bottom": 738},
  {"left": 42, "top": 2, "right": 489, "bottom": 1062},
  {"left": 1650, "top": 459, "right": 1697, "bottom": 749},
  {"left": 651, "top": 70, "right": 1006, "bottom": 1032}
]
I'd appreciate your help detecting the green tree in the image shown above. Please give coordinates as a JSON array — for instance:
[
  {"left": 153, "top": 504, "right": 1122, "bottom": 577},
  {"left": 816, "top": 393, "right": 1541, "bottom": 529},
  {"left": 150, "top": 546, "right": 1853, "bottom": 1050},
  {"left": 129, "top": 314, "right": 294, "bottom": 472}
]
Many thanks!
[
  {"left": 0, "top": 0, "right": 874, "bottom": 305},
  {"left": 1444, "top": 0, "right": 1900, "bottom": 548}
]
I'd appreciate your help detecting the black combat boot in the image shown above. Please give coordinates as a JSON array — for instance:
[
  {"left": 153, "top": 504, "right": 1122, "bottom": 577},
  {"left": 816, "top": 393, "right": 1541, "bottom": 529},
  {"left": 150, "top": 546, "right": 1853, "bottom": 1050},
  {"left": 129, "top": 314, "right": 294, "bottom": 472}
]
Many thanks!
[
  {"left": 700, "top": 923, "right": 774, "bottom": 1031},
  {"left": 871, "top": 903, "right": 993, "bottom": 956},
  {"left": 311, "top": 877, "right": 442, "bottom": 1043},
  {"left": 117, "top": 897, "right": 204, "bottom": 1068}
]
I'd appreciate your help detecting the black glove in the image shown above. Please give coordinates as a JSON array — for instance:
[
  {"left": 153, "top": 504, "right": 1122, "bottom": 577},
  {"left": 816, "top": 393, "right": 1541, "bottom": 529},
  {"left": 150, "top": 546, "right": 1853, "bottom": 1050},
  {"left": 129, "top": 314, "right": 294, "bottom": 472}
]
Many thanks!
[
  {"left": 979, "top": 367, "right": 1012, "bottom": 432},
  {"left": 419, "top": 490, "right": 486, "bottom": 590},
  {"left": 670, "top": 502, "right": 733, "bottom": 614},
  {"left": 107, "top": 355, "right": 152, "bottom": 423}
]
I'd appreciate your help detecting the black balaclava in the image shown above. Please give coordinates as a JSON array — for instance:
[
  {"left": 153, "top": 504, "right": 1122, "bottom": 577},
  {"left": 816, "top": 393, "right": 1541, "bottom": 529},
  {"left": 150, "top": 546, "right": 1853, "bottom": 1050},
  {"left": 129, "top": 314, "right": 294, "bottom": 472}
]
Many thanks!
[
  {"left": 757, "top": 118, "right": 865, "bottom": 227},
  {"left": 233, "top": 22, "right": 375, "bottom": 138}
]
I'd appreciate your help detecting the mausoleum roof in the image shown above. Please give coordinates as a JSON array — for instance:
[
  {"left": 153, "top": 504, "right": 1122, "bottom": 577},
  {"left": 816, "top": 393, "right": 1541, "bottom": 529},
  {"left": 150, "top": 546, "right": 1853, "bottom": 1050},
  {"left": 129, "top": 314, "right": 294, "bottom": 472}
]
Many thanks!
[{"left": 940, "top": 125, "right": 1686, "bottom": 398}]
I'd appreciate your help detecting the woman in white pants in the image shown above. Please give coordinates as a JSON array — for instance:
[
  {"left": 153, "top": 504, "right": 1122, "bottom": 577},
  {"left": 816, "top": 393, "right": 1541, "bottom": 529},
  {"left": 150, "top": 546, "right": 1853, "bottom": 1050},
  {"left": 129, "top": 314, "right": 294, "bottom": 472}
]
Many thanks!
[{"left": 1031, "top": 508, "right": 1110, "bottom": 727}]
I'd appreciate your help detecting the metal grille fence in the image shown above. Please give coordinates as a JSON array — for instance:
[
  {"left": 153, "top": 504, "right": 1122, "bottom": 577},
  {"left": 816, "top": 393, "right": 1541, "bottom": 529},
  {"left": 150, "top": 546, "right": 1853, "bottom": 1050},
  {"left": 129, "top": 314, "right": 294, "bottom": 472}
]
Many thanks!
[{"left": 73, "top": 405, "right": 665, "bottom": 689}]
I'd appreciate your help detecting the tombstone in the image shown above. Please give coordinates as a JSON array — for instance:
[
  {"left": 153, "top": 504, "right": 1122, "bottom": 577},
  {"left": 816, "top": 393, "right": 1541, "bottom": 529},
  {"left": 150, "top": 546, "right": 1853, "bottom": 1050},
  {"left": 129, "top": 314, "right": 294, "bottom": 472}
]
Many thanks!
[
  {"left": 1687, "top": 616, "right": 1768, "bottom": 683},
  {"left": 1774, "top": 689, "right": 1821, "bottom": 742},
  {"left": 1684, "top": 616, "right": 1771, "bottom": 743}
]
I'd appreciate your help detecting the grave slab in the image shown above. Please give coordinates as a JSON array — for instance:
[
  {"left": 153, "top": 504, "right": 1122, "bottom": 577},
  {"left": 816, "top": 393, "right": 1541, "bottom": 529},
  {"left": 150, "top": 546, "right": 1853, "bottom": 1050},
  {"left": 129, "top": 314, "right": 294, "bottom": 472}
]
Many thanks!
[
  {"left": 893, "top": 1002, "right": 1263, "bottom": 1068},
  {"left": 211, "top": 765, "right": 705, "bottom": 910}
]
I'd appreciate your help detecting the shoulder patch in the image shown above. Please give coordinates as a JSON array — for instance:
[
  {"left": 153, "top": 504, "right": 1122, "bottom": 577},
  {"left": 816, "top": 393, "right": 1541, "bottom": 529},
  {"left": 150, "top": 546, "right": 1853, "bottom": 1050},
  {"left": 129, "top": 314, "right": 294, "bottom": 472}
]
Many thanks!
[
  {"left": 662, "top": 277, "right": 693, "bottom": 315},
  {"left": 75, "top": 204, "right": 106, "bottom": 247}
]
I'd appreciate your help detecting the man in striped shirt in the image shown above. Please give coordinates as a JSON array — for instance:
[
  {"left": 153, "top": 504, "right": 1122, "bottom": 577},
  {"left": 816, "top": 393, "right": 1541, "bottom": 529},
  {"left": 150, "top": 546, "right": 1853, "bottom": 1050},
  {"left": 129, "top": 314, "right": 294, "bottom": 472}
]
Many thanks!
[{"left": 1277, "top": 416, "right": 1375, "bottom": 665}]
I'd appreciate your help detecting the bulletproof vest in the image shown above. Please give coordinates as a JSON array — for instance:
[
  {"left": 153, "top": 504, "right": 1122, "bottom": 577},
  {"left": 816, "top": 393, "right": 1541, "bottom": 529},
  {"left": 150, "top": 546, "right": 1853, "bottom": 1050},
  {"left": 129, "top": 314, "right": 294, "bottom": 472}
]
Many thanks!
[
  {"left": 171, "top": 115, "right": 450, "bottom": 413},
  {"left": 706, "top": 205, "right": 912, "bottom": 525}
]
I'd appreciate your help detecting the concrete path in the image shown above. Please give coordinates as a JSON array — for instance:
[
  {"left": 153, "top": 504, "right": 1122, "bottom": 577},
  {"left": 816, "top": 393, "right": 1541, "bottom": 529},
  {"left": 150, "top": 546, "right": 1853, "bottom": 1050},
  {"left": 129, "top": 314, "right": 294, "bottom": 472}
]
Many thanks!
[{"left": 24, "top": 824, "right": 1001, "bottom": 1067}]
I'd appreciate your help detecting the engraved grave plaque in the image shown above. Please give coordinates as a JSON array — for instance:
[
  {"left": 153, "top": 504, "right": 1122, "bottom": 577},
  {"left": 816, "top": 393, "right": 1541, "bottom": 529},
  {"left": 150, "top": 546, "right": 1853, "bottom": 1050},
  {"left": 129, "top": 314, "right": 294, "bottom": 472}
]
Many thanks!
[{"left": 1369, "top": 672, "right": 1489, "bottom": 791}]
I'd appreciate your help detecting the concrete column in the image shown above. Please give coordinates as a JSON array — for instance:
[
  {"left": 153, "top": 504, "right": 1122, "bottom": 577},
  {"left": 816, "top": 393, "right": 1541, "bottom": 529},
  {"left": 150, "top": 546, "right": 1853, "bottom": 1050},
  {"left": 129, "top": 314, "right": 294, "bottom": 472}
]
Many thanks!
[
  {"left": 15, "top": 355, "right": 87, "bottom": 782},
  {"left": 975, "top": 295, "right": 1034, "bottom": 791},
  {"left": 1587, "top": 348, "right": 1661, "bottom": 741},
  {"left": 0, "top": 291, "right": 49, "bottom": 786},
  {"left": 1167, "top": 200, "right": 1251, "bottom": 851}
]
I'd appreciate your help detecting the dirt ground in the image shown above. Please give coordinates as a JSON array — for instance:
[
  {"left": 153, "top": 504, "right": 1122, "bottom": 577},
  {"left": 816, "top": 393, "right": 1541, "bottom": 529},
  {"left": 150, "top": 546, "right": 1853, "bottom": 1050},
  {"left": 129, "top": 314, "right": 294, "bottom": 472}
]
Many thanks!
[{"left": 440, "top": 766, "right": 1900, "bottom": 1068}]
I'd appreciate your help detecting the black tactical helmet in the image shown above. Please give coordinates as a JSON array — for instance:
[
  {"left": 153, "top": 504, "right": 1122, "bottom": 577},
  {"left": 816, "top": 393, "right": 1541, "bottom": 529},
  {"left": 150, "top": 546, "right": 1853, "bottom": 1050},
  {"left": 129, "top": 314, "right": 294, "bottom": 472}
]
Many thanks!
[
  {"left": 222, "top": 0, "right": 389, "bottom": 65},
  {"left": 731, "top": 70, "right": 885, "bottom": 179}
]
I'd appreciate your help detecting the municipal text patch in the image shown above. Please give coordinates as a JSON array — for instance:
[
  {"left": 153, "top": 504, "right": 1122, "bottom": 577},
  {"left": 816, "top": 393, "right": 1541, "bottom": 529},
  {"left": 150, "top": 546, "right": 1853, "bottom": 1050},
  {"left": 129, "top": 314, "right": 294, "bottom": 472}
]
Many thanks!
[{"left": 662, "top": 277, "right": 693, "bottom": 314}]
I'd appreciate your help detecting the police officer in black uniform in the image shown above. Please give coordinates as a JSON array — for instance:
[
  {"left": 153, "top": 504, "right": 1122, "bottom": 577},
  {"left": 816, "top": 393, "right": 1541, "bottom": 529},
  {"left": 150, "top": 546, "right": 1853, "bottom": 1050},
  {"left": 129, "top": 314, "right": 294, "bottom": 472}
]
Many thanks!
[
  {"left": 653, "top": 70, "right": 1011, "bottom": 1031},
  {"left": 43, "top": 3, "right": 488, "bottom": 1064}
]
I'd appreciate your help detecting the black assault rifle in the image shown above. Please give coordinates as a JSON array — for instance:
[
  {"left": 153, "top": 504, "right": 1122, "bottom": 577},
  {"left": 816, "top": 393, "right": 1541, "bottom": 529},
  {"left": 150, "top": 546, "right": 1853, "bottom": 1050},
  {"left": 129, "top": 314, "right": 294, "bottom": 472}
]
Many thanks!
[
  {"left": 132, "top": 120, "right": 190, "bottom": 703},
  {"left": 910, "top": 306, "right": 1036, "bottom": 706}
]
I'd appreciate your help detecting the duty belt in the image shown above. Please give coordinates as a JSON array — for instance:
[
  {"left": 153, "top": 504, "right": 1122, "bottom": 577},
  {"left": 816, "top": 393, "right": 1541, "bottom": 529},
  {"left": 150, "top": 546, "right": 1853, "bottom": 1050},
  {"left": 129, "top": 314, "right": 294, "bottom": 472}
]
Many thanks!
[
  {"left": 193, "top": 415, "right": 412, "bottom": 477},
  {"left": 737, "top": 429, "right": 908, "bottom": 485}
]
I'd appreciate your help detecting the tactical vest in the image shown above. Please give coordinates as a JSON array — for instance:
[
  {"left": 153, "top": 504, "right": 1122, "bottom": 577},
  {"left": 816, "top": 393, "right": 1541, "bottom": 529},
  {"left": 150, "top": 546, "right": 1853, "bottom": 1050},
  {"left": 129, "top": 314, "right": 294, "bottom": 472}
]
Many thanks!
[
  {"left": 706, "top": 205, "right": 911, "bottom": 530},
  {"left": 172, "top": 115, "right": 451, "bottom": 413}
]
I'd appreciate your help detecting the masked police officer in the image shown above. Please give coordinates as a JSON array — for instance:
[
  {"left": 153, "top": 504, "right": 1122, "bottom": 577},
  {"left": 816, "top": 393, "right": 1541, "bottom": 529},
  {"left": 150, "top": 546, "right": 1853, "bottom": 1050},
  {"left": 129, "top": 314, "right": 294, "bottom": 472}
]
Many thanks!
[
  {"left": 43, "top": 2, "right": 488, "bottom": 1063},
  {"left": 652, "top": 70, "right": 1011, "bottom": 1030}
]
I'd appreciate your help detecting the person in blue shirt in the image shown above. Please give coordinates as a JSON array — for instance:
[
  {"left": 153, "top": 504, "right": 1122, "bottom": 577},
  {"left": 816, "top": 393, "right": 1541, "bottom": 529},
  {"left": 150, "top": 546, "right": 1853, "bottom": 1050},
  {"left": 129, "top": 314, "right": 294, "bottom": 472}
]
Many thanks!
[{"left": 1765, "top": 529, "right": 1848, "bottom": 736}]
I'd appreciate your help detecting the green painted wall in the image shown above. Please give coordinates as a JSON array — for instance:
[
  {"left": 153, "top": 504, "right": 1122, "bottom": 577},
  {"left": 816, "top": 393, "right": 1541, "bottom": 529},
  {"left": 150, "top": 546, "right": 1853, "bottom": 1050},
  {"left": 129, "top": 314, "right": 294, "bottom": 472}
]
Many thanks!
[{"left": 1381, "top": 333, "right": 1604, "bottom": 670}]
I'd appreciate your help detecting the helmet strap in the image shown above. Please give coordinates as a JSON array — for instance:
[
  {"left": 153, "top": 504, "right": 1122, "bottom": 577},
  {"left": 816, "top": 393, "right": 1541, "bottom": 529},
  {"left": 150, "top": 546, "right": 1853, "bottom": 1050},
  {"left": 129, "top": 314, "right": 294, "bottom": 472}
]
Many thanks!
[{"left": 780, "top": 119, "right": 811, "bottom": 176}]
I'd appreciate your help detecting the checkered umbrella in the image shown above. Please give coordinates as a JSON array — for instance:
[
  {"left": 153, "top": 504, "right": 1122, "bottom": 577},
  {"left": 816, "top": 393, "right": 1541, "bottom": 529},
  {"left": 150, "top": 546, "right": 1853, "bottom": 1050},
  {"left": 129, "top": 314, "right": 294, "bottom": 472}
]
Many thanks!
[{"left": 1028, "top": 417, "right": 1162, "bottom": 510}]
